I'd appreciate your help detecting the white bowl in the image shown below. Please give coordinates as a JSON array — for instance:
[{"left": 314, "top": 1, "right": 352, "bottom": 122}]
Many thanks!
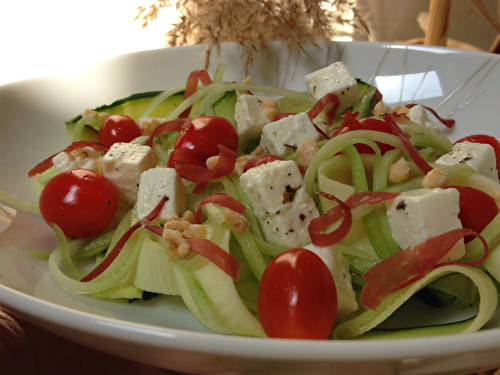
[{"left": 1, "top": 41, "right": 500, "bottom": 375}]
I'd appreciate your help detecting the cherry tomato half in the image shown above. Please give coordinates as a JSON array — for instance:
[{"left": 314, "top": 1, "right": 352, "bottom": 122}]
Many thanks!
[
  {"left": 98, "top": 114, "right": 142, "bottom": 146},
  {"left": 174, "top": 116, "right": 238, "bottom": 156},
  {"left": 39, "top": 169, "right": 118, "bottom": 238},
  {"left": 452, "top": 185, "right": 499, "bottom": 242},
  {"left": 258, "top": 248, "right": 337, "bottom": 339}
]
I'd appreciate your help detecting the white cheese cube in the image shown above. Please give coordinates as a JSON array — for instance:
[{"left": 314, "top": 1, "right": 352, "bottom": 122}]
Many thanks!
[
  {"left": 135, "top": 167, "right": 186, "bottom": 222},
  {"left": 303, "top": 244, "right": 358, "bottom": 314},
  {"left": 305, "top": 61, "right": 361, "bottom": 114},
  {"left": 52, "top": 147, "right": 102, "bottom": 173},
  {"left": 436, "top": 141, "right": 498, "bottom": 182},
  {"left": 407, "top": 104, "right": 440, "bottom": 132},
  {"left": 260, "top": 112, "right": 319, "bottom": 157},
  {"left": 234, "top": 95, "right": 278, "bottom": 139},
  {"left": 240, "top": 160, "right": 319, "bottom": 247},
  {"left": 386, "top": 188, "right": 465, "bottom": 263},
  {"left": 102, "top": 142, "right": 155, "bottom": 204}
]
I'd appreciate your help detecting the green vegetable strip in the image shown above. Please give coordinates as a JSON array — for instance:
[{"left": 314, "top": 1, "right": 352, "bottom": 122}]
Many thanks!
[
  {"left": 165, "top": 82, "right": 309, "bottom": 122},
  {"left": 332, "top": 265, "right": 498, "bottom": 339},
  {"left": 72, "top": 230, "right": 115, "bottom": 261},
  {"left": 342, "top": 145, "right": 371, "bottom": 192},
  {"left": 176, "top": 266, "right": 214, "bottom": 321},
  {"left": 395, "top": 117, "right": 453, "bottom": 153},
  {"left": 352, "top": 86, "right": 377, "bottom": 119},
  {"left": 48, "top": 214, "right": 144, "bottom": 294},
  {"left": 248, "top": 232, "right": 290, "bottom": 257},
  {"left": 71, "top": 117, "right": 103, "bottom": 142},
  {"left": 194, "top": 83, "right": 309, "bottom": 118},
  {"left": 0, "top": 191, "right": 39, "bottom": 214},
  {"left": 342, "top": 144, "right": 400, "bottom": 259},
  {"left": 383, "top": 163, "right": 475, "bottom": 193},
  {"left": 141, "top": 85, "right": 186, "bottom": 118},
  {"left": 230, "top": 229, "right": 268, "bottom": 282},
  {"left": 223, "top": 175, "right": 264, "bottom": 240},
  {"left": 32, "top": 166, "right": 59, "bottom": 194},
  {"left": 305, "top": 131, "right": 406, "bottom": 196},
  {"left": 212, "top": 64, "right": 226, "bottom": 83},
  {"left": 464, "top": 212, "right": 500, "bottom": 263},
  {"left": 372, "top": 149, "right": 402, "bottom": 191},
  {"left": 50, "top": 224, "right": 87, "bottom": 279},
  {"left": 410, "top": 134, "right": 450, "bottom": 156}
]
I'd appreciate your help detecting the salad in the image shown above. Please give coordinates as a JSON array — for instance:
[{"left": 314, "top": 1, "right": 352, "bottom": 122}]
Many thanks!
[{"left": 4, "top": 59, "right": 500, "bottom": 340}]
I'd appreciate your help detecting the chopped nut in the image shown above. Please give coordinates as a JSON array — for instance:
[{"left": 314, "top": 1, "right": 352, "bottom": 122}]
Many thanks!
[
  {"left": 491, "top": 190, "right": 500, "bottom": 210},
  {"left": 83, "top": 109, "right": 97, "bottom": 119},
  {"left": 372, "top": 101, "right": 388, "bottom": 116},
  {"left": 206, "top": 155, "right": 220, "bottom": 170},
  {"left": 297, "top": 139, "right": 319, "bottom": 169},
  {"left": 181, "top": 210, "right": 194, "bottom": 223},
  {"left": 388, "top": 158, "right": 410, "bottom": 184},
  {"left": 98, "top": 112, "right": 110, "bottom": 120},
  {"left": 165, "top": 220, "right": 191, "bottom": 232},
  {"left": 184, "top": 224, "right": 208, "bottom": 238},
  {"left": 141, "top": 118, "right": 161, "bottom": 136},
  {"left": 223, "top": 209, "right": 250, "bottom": 234},
  {"left": 97, "top": 156, "right": 104, "bottom": 175},
  {"left": 162, "top": 228, "right": 191, "bottom": 258},
  {"left": 421, "top": 168, "right": 449, "bottom": 189},
  {"left": 234, "top": 161, "right": 247, "bottom": 176},
  {"left": 394, "top": 105, "right": 410, "bottom": 115},
  {"left": 262, "top": 98, "right": 280, "bottom": 121},
  {"left": 251, "top": 145, "right": 263, "bottom": 155}
]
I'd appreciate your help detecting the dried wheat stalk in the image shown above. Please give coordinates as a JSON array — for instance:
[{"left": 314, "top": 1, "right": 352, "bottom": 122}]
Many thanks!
[{"left": 135, "top": 0, "right": 368, "bottom": 75}]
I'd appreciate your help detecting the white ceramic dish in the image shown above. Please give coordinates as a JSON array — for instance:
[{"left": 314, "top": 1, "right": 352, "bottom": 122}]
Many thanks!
[{"left": 1, "top": 41, "right": 500, "bottom": 375}]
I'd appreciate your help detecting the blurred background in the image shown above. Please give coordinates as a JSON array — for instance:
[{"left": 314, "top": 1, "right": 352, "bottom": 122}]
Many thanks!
[{"left": 0, "top": 0, "right": 498, "bottom": 86}]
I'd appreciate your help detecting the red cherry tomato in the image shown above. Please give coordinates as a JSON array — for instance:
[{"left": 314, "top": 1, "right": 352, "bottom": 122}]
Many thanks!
[
  {"left": 258, "top": 248, "right": 337, "bottom": 339},
  {"left": 39, "top": 169, "right": 118, "bottom": 238},
  {"left": 174, "top": 116, "right": 238, "bottom": 156},
  {"left": 98, "top": 114, "right": 142, "bottom": 146},
  {"left": 452, "top": 185, "right": 499, "bottom": 242}
]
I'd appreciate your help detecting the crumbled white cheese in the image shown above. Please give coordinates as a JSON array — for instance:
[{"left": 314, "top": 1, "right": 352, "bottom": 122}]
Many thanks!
[{"left": 52, "top": 147, "right": 102, "bottom": 173}]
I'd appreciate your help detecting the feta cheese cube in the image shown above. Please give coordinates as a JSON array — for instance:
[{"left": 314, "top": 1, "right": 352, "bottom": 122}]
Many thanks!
[
  {"left": 305, "top": 61, "right": 361, "bottom": 114},
  {"left": 436, "top": 141, "right": 498, "bottom": 182},
  {"left": 386, "top": 188, "right": 465, "bottom": 263},
  {"left": 303, "top": 244, "right": 358, "bottom": 314},
  {"left": 407, "top": 104, "right": 440, "bottom": 132},
  {"left": 52, "top": 147, "right": 102, "bottom": 173},
  {"left": 260, "top": 112, "right": 319, "bottom": 157},
  {"left": 234, "top": 95, "right": 279, "bottom": 139},
  {"left": 240, "top": 160, "right": 319, "bottom": 247},
  {"left": 135, "top": 167, "right": 186, "bottom": 222},
  {"left": 102, "top": 142, "right": 155, "bottom": 204}
]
